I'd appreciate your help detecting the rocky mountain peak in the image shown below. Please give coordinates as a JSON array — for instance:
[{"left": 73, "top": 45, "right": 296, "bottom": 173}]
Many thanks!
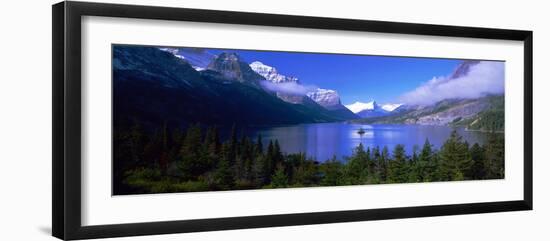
[
  {"left": 207, "top": 52, "right": 264, "bottom": 85},
  {"left": 306, "top": 88, "right": 341, "bottom": 108},
  {"left": 217, "top": 52, "right": 240, "bottom": 61},
  {"left": 450, "top": 60, "right": 481, "bottom": 79}
]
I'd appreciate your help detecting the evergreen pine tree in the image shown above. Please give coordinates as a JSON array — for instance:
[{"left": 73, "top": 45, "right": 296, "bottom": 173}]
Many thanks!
[
  {"left": 179, "top": 124, "right": 207, "bottom": 179},
  {"left": 142, "top": 130, "right": 160, "bottom": 170},
  {"left": 228, "top": 124, "right": 238, "bottom": 163},
  {"left": 387, "top": 144, "right": 408, "bottom": 183},
  {"left": 244, "top": 136, "right": 256, "bottom": 180},
  {"left": 407, "top": 145, "right": 420, "bottom": 182},
  {"left": 469, "top": 143, "right": 486, "bottom": 179},
  {"left": 380, "top": 146, "right": 390, "bottom": 182},
  {"left": 271, "top": 164, "right": 289, "bottom": 188},
  {"left": 372, "top": 146, "right": 385, "bottom": 182},
  {"left": 210, "top": 126, "right": 220, "bottom": 154},
  {"left": 320, "top": 155, "right": 342, "bottom": 186},
  {"left": 292, "top": 157, "right": 319, "bottom": 186},
  {"left": 417, "top": 139, "right": 438, "bottom": 182},
  {"left": 439, "top": 130, "right": 473, "bottom": 181},
  {"left": 266, "top": 140, "right": 275, "bottom": 177},
  {"left": 484, "top": 133, "right": 505, "bottom": 179},
  {"left": 255, "top": 134, "right": 263, "bottom": 155},
  {"left": 214, "top": 157, "right": 234, "bottom": 190},
  {"left": 365, "top": 147, "right": 375, "bottom": 177},
  {"left": 273, "top": 140, "right": 284, "bottom": 167},
  {"left": 158, "top": 123, "right": 170, "bottom": 173},
  {"left": 252, "top": 154, "right": 267, "bottom": 186},
  {"left": 237, "top": 136, "right": 252, "bottom": 180},
  {"left": 345, "top": 143, "right": 368, "bottom": 184},
  {"left": 202, "top": 126, "right": 221, "bottom": 171},
  {"left": 220, "top": 141, "right": 235, "bottom": 178},
  {"left": 243, "top": 157, "right": 254, "bottom": 181},
  {"left": 129, "top": 122, "right": 147, "bottom": 165},
  {"left": 239, "top": 129, "right": 247, "bottom": 157},
  {"left": 168, "top": 127, "right": 184, "bottom": 165}
]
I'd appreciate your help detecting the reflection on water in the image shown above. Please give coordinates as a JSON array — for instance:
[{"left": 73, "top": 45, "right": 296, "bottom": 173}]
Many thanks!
[{"left": 241, "top": 123, "right": 490, "bottom": 162}]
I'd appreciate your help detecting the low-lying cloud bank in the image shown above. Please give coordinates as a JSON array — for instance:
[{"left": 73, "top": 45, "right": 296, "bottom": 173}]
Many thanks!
[
  {"left": 399, "top": 61, "right": 505, "bottom": 106},
  {"left": 260, "top": 81, "right": 318, "bottom": 96}
]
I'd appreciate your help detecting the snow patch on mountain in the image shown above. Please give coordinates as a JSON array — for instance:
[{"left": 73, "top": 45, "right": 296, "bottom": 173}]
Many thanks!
[
  {"left": 250, "top": 61, "right": 355, "bottom": 118},
  {"left": 158, "top": 47, "right": 179, "bottom": 55},
  {"left": 306, "top": 88, "right": 341, "bottom": 107},
  {"left": 250, "top": 61, "right": 298, "bottom": 83},
  {"left": 345, "top": 101, "right": 403, "bottom": 114},
  {"left": 158, "top": 47, "right": 187, "bottom": 60},
  {"left": 158, "top": 47, "right": 215, "bottom": 70},
  {"left": 345, "top": 101, "right": 377, "bottom": 113},
  {"left": 381, "top": 103, "right": 403, "bottom": 112}
]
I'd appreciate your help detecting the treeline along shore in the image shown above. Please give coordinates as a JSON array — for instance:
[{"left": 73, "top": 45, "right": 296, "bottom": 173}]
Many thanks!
[{"left": 113, "top": 123, "right": 504, "bottom": 195}]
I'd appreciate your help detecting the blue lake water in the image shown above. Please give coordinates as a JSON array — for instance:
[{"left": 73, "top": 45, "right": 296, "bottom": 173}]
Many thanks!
[{"left": 244, "top": 123, "right": 489, "bottom": 162}]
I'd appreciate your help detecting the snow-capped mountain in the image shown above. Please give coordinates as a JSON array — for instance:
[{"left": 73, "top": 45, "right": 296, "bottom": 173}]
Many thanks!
[
  {"left": 306, "top": 88, "right": 341, "bottom": 108},
  {"left": 381, "top": 103, "right": 403, "bottom": 112},
  {"left": 307, "top": 89, "right": 359, "bottom": 119},
  {"left": 114, "top": 46, "right": 346, "bottom": 127},
  {"left": 250, "top": 60, "right": 308, "bottom": 103},
  {"left": 248, "top": 61, "right": 344, "bottom": 109},
  {"left": 249, "top": 61, "right": 299, "bottom": 83},
  {"left": 345, "top": 101, "right": 403, "bottom": 118},
  {"left": 345, "top": 101, "right": 377, "bottom": 113},
  {"left": 249, "top": 61, "right": 357, "bottom": 120}
]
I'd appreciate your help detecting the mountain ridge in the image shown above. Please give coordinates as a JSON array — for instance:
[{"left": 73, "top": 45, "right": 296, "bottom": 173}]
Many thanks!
[
  {"left": 350, "top": 95, "right": 504, "bottom": 131},
  {"left": 113, "top": 46, "right": 353, "bottom": 129},
  {"left": 249, "top": 61, "right": 299, "bottom": 83},
  {"left": 148, "top": 46, "right": 502, "bottom": 128},
  {"left": 248, "top": 61, "right": 358, "bottom": 120},
  {"left": 345, "top": 101, "right": 404, "bottom": 118}
]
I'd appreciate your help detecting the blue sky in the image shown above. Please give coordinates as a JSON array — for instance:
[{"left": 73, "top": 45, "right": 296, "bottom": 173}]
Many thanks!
[{"left": 208, "top": 48, "right": 463, "bottom": 104}]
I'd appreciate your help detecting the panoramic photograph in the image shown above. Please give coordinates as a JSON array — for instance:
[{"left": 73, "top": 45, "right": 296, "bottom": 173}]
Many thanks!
[{"left": 112, "top": 45, "right": 505, "bottom": 195}]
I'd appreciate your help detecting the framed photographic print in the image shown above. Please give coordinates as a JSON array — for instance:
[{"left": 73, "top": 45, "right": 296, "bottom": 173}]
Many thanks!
[{"left": 52, "top": 1, "right": 533, "bottom": 240}]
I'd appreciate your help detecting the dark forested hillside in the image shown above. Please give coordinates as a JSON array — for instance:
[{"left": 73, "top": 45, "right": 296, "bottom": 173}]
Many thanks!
[{"left": 113, "top": 46, "right": 345, "bottom": 130}]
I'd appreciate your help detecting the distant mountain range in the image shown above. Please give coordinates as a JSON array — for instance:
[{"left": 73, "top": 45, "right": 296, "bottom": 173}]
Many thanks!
[
  {"left": 117, "top": 46, "right": 502, "bottom": 131},
  {"left": 345, "top": 101, "right": 405, "bottom": 118},
  {"left": 350, "top": 95, "right": 504, "bottom": 131},
  {"left": 248, "top": 60, "right": 358, "bottom": 120},
  {"left": 249, "top": 61, "right": 299, "bottom": 83},
  {"left": 113, "top": 46, "right": 360, "bottom": 129},
  {"left": 347, "top": 60, "right": 504, "bottom": 131}
]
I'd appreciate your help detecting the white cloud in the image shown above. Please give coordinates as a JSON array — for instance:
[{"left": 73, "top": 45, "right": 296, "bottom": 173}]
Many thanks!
[
  {"left": 399, "top": 61, "right": 505, "bottom": 105},
  {"left": 260, "top": 81, "right": 318, "bottom": 96}
]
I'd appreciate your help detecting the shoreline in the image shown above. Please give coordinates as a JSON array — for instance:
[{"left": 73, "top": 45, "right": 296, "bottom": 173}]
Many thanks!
[{"left": 463, "top": 127, "right": 504, "bottom": 134}]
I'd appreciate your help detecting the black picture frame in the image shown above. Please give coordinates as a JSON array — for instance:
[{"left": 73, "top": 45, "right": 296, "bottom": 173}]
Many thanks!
[{"left": 52, "top": 1, "right": 533, "bottom": 240}]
